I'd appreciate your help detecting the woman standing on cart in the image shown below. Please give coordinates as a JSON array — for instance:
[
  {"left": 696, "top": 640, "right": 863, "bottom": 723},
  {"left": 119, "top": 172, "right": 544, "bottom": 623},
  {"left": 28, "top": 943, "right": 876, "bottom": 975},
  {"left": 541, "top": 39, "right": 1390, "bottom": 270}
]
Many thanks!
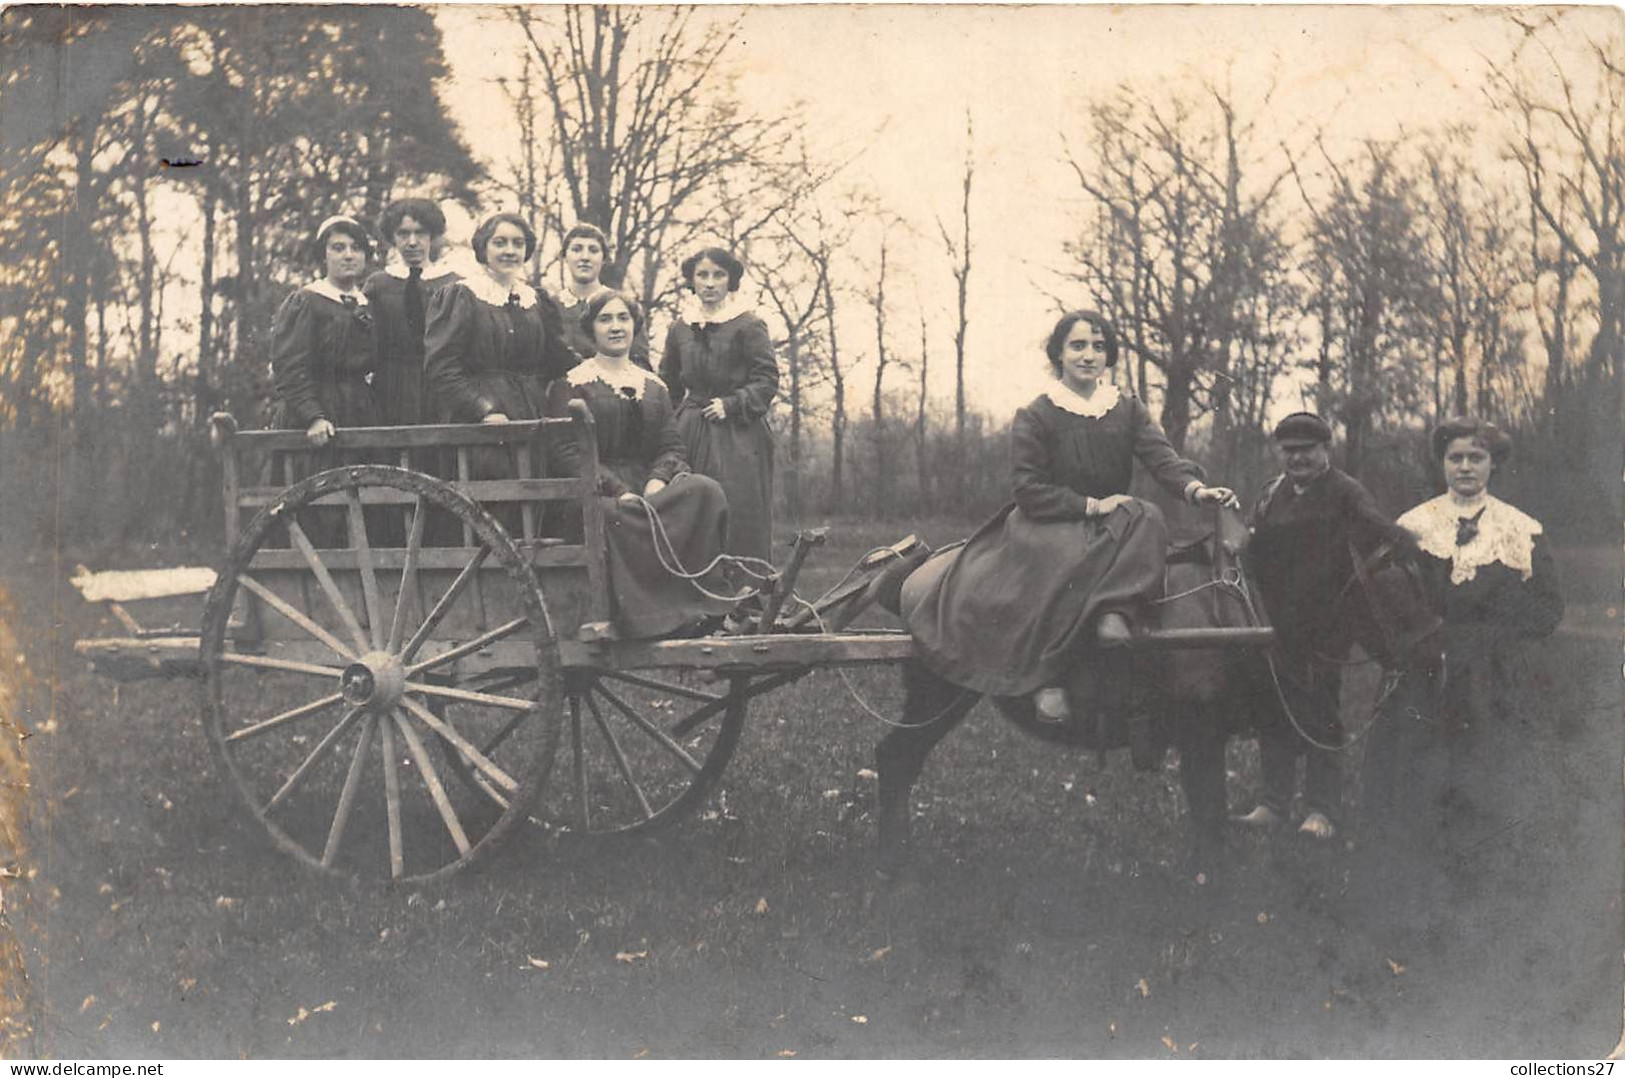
[
  {"left": 424, "top": 212, "right": 578, "bottom": 477},
  {"left": 548, "top": 290, "right": 733, "bottom": 638},
  {"left": 271, "top": 214, "right": 382, "bottom": 453},
  {"left": 364, "top": 197, "right": 459, "bottom": 426},
  {"left": 660, "top": 246, "right": 778, "bottom": 562},
  {"left": 902, "top": 310, "right": 1237, "bottom": 724},
  {"left": 555, "top": 223, "right": 650, "bottom": 369}
]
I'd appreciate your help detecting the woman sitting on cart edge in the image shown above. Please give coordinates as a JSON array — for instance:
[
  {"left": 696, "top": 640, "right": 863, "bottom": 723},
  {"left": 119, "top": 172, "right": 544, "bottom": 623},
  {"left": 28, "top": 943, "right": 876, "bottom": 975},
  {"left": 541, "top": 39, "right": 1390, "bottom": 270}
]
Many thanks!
[
  {"left": 660, "top": 246, "right": 779, "bottom": 562},
  {"left": 900, "top": 309, "right": 1238, "bottom": 724},
  {"left": 547, "top": 290, "right": 734, "bottom": 639}
]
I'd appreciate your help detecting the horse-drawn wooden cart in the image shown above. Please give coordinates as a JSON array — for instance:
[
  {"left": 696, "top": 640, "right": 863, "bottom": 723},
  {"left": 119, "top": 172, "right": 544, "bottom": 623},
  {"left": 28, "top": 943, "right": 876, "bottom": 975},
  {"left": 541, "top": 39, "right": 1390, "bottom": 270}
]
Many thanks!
[{"left": 73, "top": 407, "right": 1274, "bottom": 885}]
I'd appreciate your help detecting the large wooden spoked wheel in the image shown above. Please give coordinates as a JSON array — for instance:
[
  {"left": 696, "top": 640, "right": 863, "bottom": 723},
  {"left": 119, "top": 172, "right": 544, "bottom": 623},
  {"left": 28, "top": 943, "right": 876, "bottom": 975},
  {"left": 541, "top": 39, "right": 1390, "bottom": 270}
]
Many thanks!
[
  {"left": 443, "top": 665, "right": 758, "bottom": 838},
  {"left": 198, "top": 465, "right": 559, "bottom": 885}
]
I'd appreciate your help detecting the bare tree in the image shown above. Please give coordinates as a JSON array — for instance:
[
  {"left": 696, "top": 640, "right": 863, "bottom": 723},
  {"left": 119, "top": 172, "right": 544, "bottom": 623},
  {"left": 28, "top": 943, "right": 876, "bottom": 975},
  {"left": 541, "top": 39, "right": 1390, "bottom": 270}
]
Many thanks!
[
  {"left": 938, "top": 111, "right": 973, "bottom": 444},
  {"left": 510, "top": 5, "right": 804, "bottom": 310},
  {"left": 1064, "top": 84, "right": 1291, "bottom": 464},
  {"left": 867, "top": 227, "right": 895, "bottom": 513}
]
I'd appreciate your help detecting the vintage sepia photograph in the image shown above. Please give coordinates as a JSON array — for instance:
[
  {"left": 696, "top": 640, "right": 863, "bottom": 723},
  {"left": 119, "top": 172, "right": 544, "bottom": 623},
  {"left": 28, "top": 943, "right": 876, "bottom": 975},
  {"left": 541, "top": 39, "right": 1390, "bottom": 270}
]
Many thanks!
[{"left": 0, "top": 2, "right": 1620, "bottom": 1060}]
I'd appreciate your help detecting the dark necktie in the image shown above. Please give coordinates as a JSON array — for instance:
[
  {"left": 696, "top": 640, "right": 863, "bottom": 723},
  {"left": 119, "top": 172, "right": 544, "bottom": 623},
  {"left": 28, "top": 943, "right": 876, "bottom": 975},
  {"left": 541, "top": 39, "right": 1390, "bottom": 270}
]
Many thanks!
[
  {"left": 1455, "top": 506, "right": 1486, "bottom": 546},
  {"left": 405, "top": 266, "right": 425, "bottom": 338}
]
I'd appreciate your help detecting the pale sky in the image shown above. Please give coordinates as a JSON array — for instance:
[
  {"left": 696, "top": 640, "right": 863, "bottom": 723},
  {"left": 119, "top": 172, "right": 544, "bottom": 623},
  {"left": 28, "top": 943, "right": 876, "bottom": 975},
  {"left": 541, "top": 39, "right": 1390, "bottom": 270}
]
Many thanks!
[{"left": 433, "top": 4, "right": 1619, "bottom": 423}]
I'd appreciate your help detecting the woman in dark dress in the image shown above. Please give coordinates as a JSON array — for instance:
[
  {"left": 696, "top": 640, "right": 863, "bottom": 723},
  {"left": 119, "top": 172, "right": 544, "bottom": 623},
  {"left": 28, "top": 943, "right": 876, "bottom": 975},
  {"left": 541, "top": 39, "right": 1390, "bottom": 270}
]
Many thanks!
[
  {"left": 659, "top": 246, "right": 778, "bottom": 562},
  {"left": 1361, "top": 418, "right": 1563, "bottom": 886},
  {"left": 547, "top": 291, "right": 733, "bottom": 638},
  {"left": 555, "top": 223, "right": 650, "bottom": 370},
  {"left": 364, "top": 197, "right": 459, "bottom": 425},
  {"left": 271, "top": 214, "right": 381, "bottom": 450},
  {"left": 423, "top": 212, "right": 578, "bottom": 478},
  {"left": 901, "top": 310, "right": 1237, "bottom": 722}
]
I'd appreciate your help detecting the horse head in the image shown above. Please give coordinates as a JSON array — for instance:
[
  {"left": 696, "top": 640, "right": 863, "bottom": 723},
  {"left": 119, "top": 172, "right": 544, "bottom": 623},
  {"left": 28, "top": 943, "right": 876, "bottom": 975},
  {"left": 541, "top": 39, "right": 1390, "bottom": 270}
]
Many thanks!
[{"left": 1334, "top": 539, "right": 1441, "bottom": 670}]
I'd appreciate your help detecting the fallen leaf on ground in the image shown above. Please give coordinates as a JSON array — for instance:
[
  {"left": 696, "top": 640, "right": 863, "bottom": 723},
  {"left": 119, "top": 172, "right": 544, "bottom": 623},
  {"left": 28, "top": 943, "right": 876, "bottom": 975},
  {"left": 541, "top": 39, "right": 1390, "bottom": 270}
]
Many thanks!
[
  {"left": 151, "top": 1021, "right": 160, "bottom": 1034},
  {"left": 864, "top": 946, "right": 892, "bottom": 963},
  {"left": 1136, "top": 978, "right": 1150, "bottom": 998},
  {"left": 179, "top": 978, "right": 196, "bottom": 992},
  {"left": 856, "top": 769, "right": 877, "bottom": 780},
  {"left": 1108, "top": 1020, "right": 1119, "bottom": 1036},
  {"left": 851, "top": 1015, "right": 868, "bottom": 1025},
  {"left": 1386, "top": 958, "right": 1406, "bottom": 976},
  {"left": 287, "top": 1001, "right": 337, "bottom": 1026},
  {"left": 1161, "top": 1036, "right": 1177, "bottom": 1053},
  {"left": 615, "top": 950, "right": 649, "bottom": 963},
  {"left": 633, "top": 1048, "right": 649, "bottom": 1058},
  {"left": 755, "top": 897, "right": 769, "bottom": 915},
  {"left": 777, "top": 1050, "right": 797, "bottom": 1058},
  {"left": 1256, "top": 912, "right": 1269, "bottom": 924},
  {"left": 97, "top": 883, "right": 113, "bottom": 895},
  {"left": 79, "top": 996, "right": 95, "bottom": 1013},
  {"left": 215, "top": 896, "right": 239, "bottom": 910},
  {"left": 526, "top": 956, "right": 550, "bottom": 970},
  {"left": 822, "top": 789, "right": 842, "bottom": 800}
]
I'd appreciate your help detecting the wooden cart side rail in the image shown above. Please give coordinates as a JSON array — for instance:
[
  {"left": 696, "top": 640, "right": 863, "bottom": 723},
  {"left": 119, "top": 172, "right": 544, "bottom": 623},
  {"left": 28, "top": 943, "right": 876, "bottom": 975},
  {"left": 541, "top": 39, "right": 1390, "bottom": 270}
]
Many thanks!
[
  {"left": 209, "top": 402, "right": 610, "bottom": 625},
  {"left": 74, "top": 625, "right": 1277, "bottom": 684},
  {"left": 209, "top": 417, "right": 573, "bottom": 452}
]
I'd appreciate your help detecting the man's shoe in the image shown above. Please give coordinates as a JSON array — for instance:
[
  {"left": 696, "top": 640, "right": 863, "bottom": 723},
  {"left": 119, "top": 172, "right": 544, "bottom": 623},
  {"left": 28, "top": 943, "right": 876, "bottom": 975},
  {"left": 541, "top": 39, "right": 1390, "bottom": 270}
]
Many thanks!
[
  {"left": 1033, "top": 686, "right": 1070, "bottom": 724},
  {"left": 1233, "top": 804, "right": 1282, "bottom": 828},
  {"left": 1096, "top": 612, "right": 1133, "bottom": 647},
  {"left": 1298, "top": 811, "right": 1337, "bottom": 840}
]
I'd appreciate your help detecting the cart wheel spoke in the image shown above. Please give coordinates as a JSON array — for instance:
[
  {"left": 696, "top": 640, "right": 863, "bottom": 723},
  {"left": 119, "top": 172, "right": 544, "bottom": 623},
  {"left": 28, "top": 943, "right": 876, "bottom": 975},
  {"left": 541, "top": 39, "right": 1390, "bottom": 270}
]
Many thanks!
[
  {"left": 321, "top": 712, "right": 376, "bottom": 867},
  {"left": 224, "top": 692, "right": 343, "bottom": 744},
  {"left": 597, "top": 669, "right": 724, "bottom": 704},
  {"left": 344, "top": 489, "right": 386, "bottom": 650},
  {"left": 380, "top": 714, "right": 404, "bottom": 881},
  {"left": 265, "top": 707, "right": 364, "bottom": 813},
  {"left": 406, "top": 617, "right": 530, "bottom": 677},
  {"left": 237, "top": 576, "right": 357, "bottom": 662},
  {"left": 569, "top": 695, "right": 590, "bottom": 831},
  {"left": 286, "top": 518, "right": 370, "bottom": 654},
  {"left": 404, "top": 680, "right": 536, "bottom": 712},
  {"left": 584, "top": 691, "right": 654, "bottom": 820},
  {"left": 400, "top": 696, "right": 518, "bottom": 793},
  {"left": 593, "top": 684, "right": 703, "bottom": 774},
  {"left": 393, "top": 710, "right": 470, "bottom": 855},
  {"left": 400, "top": 547, "right": 489, "bottom": 664},
  {"left": 217, "top": 653, "right": 344, "bottom": 679},
  {"left": 387, "top": 496, "right": 428, "bottom": 653}
]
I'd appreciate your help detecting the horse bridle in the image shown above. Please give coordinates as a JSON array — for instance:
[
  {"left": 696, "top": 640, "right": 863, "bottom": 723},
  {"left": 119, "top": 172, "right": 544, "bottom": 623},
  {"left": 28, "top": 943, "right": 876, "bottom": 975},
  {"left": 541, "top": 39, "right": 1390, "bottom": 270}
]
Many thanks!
[{"left": 1333, "top": 539, "right": 1440, "bottom": 668}]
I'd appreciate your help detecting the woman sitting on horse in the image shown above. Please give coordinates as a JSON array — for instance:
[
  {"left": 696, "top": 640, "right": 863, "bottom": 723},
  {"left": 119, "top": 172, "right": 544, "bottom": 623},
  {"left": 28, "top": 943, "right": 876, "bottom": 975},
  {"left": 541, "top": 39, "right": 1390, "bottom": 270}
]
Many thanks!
[
  {"left": 546, "top": 290, "right": 734, "bottom": 639},
  {"left": 902, "top": 309, "right": 1238, "bottom": 723}
]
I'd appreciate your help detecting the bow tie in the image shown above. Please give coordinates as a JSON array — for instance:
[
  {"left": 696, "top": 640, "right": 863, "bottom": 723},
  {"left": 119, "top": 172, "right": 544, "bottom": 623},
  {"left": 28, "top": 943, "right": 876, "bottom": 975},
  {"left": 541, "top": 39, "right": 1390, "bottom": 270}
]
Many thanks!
[
  {"left": 341, "top": 294, "right": 357, "bottom": 308},
  {"left": 1455, "top": 507, "right": 1486, "bottom": 546},
  {"left": 505, "top": 293, "right": 521, "bottom": 310}
]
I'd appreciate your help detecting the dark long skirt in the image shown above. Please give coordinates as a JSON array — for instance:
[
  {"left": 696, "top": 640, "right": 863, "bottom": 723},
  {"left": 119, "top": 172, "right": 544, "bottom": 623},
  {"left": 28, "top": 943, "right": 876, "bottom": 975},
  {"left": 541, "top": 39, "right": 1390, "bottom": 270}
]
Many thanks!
[
  {"left": 900, "top": 498, "right": 1169, "bottom": 696},
  {"left": 674, "top": 406, "right": 773, "bottom": 563},
  {"left": 602, "top": 474, "right": 735, "bottom": 639}
]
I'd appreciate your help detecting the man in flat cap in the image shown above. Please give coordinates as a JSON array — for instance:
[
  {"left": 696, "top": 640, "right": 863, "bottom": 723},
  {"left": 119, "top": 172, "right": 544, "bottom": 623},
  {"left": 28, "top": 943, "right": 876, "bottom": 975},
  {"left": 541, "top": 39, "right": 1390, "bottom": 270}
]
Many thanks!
[{"left": 1237, "top": 412, "right": 1413, "bottom": 839}]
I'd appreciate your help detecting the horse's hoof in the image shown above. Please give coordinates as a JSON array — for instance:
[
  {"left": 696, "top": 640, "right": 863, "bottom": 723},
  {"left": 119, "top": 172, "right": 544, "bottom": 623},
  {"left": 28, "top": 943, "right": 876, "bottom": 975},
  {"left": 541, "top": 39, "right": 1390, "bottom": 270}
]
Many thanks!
[
  {"left": 1297, "top": 811, "right": 1337, "bottom": 840},
  {"left": 1233, "top": 804, "right": 1282, "bottom": 828}
]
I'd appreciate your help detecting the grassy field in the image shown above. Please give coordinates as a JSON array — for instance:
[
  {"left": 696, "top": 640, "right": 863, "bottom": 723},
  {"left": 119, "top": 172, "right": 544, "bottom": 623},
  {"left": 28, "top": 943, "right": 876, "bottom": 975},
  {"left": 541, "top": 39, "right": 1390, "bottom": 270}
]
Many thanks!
[{"left": 0, "top": 516, "right": 1618, "bottom": 1059}]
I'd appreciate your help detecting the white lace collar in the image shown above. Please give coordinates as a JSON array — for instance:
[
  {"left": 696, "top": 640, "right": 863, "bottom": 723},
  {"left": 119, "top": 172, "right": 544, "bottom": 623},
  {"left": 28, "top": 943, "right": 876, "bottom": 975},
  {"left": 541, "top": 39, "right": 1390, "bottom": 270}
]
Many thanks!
[
  {"left": 305, "top": 279, "right": 369, "bottom": 307},
  {"left": 567, "top": 356, "right": 659, "bottom": 399},
  {"left": 383, "top": 257, "right": 453, "bottom": 281},
  {"left": 463, "top": 270, "right": 538, "bottom": 310},
  {"left": 1397, "top": 492, "right": 1543, "bottom": 585},
  {"left": 679, "top": 292, "right": 749, "bottom": 327},
  {"left": 1045, "top": 380, "right": 1121, "bottom": 419}
]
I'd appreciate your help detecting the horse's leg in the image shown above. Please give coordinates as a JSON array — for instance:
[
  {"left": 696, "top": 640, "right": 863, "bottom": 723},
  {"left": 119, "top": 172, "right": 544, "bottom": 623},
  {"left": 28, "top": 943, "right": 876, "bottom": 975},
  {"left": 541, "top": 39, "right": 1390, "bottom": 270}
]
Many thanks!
[
  {"left": 1173, "top": 703, "right": 1228, "bottom": 878},
  {"left": 876, "top": 661, "right": 978, "bottom": 861}
]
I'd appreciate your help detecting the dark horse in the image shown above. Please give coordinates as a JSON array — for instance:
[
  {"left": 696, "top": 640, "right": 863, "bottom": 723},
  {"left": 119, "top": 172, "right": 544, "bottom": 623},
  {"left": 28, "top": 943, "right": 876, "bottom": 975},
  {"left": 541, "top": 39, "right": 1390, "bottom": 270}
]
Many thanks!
[{"left": 876, "top": 505, "right": 1435, "bottom": 873}]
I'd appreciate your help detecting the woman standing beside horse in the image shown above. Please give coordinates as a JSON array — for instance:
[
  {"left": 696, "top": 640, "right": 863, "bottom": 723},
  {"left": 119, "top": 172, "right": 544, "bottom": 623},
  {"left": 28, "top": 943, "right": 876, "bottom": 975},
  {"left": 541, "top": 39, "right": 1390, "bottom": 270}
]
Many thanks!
[
  {"left": 1360, "top": 418, "right": 1563, "bottom": 890},
  {"left": 901, "top": 310, "right": 1238, "bottom": 724}
]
